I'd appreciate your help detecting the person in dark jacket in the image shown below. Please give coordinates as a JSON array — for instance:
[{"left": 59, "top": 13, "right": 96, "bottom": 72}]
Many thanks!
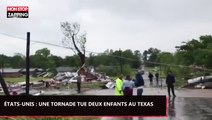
[
  {"left": 166, "top": 71, "right": 176, "bottom": 97},
  {"left": 77, "top": 74, "right": 82, "bottom": 93},
  {"left": 135, "top": 70, "right": 144, "bottom": 96},
  {"left": 148, "top": 72, "right": 153, "bottom": 83},
  {"left": 155, "top": 72, "right": 159, "bottom": 85}
]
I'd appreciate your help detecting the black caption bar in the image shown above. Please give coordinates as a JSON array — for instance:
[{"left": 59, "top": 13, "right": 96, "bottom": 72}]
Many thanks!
[{"left": 0, "top": 96, "right": 167, "bottom": 116}]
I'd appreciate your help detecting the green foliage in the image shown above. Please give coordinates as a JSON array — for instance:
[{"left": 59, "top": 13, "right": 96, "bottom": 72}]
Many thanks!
[
  {"left": 95, "top": 64, "right": 133, "bottom": 77},
  {"left": 0, "top": 48, "right": 141, "bottom": 76},
  {"left": 0, "top": 54, "right": 25, "bottom": 68},
  {"left": 50, "top": 55, "right": 64, "bottom": 67},
  {"left": 64, "top": 55, "right": 80, "bottom": 67},
  {"left": 86, "top": 49, "right": 141, "bottom": 69},
  {"left": 157, "top": 35, "right": 212, "bottom": 87},
  {"left": 31, "top": 48, "right": 56, "bottom": 70},
  {"left": 122, "top": 64, "right": 134, "bottom": 76},
  {"left": 143, "top": 48, "right": 161, "bottom": 67},
  {"left": 10, "top": 54, "right": 25, "bottom": 68},
  {"left": 176, "top": 35, "right": 212, "bottom": 68},
  {"left": 96, "top": 65, "right": 119, "bottom": 76},
  {"left": 157, "top": 52, "right": 175, "bottom": 64}
]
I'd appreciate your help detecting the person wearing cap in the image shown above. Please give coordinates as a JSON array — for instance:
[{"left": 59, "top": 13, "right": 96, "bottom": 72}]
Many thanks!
[{"left": 115, "top": 75, "right": 124, "bottom": 96}]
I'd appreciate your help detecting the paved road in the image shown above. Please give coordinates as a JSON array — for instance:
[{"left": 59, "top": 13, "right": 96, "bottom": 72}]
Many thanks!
[{"left": 84, "top": 74, "right": 212, "bottom": 120}]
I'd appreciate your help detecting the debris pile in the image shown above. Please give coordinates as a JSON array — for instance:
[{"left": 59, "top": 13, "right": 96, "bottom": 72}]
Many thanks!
[{"left": 187, "top": 76, "right": 212, "bottom": 89}]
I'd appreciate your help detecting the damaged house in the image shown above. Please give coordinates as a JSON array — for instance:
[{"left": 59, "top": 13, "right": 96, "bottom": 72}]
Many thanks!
[{"left": 0, "top": 68, "right": 22, "bottom": 77}]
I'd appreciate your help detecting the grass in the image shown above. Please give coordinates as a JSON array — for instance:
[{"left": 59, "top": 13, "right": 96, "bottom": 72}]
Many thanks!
[
  {"left": 63, "top": 82, "right": 106, "bottom": 89},
  {"left": 4, "top": 76, "right": 48, "bottom": 84}
]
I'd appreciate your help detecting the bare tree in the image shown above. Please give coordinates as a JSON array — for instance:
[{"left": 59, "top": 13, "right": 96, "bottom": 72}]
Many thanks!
[{"left": 60, "top": 22, "right": 86, "bottom": 66}]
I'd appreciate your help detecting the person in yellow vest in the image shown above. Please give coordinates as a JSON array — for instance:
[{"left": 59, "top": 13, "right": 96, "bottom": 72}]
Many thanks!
[{"left": 115, "top": 75, "right": 124, "bottom": 96}]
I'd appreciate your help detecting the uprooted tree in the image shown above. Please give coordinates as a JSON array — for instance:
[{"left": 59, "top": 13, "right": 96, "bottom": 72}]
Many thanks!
[{"left": 60, "top": 22, "right": 86, "bottom": 66}]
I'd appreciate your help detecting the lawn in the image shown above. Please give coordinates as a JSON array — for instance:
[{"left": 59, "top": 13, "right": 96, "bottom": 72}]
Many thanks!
[
  {"left": 62, "top": 81, "right": 107, "bottom": 90},
  {"left": 4, "top": 76, "right": 48, "bottom": 84}
]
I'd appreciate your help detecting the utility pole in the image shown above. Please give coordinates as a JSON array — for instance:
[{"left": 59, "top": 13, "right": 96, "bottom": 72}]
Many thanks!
[
  {"left": 0, "top": 51, "right": 10, "bottom": 95},
  {"left": 160, "top": 64, "right": 163, "bottom": 89},
  {"left": 1, "top": 59, "right": 3, "bottom": 73},
  {"left": 26, "top": 32, "right": 30, "bottom": 95},
  {"left": 0, "top": 73, "right": 10, "bottom": 95},
  {"left": 119, "top": 48, "right": 123, "bottom": 74}
]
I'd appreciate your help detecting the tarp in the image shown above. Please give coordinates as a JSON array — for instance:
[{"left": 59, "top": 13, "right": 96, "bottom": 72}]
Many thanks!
[
  {"left": 188, "top": 76, "right": 212, "bottom": 84},
  {"left": 105, "top": 82, "right": 115, "bottom": 89}
]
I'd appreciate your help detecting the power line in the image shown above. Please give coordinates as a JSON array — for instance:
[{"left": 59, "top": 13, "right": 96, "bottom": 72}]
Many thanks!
[
  {"left": 1, "top": 32, "right": 212, "bottom": 71},
  {"left": 0, "top": 32, "right": 26, "bottom": 41},
  {"left": 0, "top": 32, "right": 138, "bottom": 61},
  {"left": 0, "top": 32, "right": 76, "bottom": 51}
]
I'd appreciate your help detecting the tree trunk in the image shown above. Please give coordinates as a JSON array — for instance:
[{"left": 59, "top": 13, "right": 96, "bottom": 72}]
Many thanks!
[
  {"left": 78, "top": 52, "right": 85, "bottom": 66},
  {"left": 72, "top": 35, "right": 85, "bottom": 66}
]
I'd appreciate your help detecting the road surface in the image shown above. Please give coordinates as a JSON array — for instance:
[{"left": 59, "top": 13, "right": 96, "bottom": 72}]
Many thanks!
[{"left": 84, "top": 73, "right": 212, "bottom": 120}]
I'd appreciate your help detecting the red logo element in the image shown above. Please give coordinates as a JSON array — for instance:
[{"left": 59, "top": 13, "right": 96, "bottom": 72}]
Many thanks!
[{"left": 7, "top": 6, "right": 29, "bottom": 18}]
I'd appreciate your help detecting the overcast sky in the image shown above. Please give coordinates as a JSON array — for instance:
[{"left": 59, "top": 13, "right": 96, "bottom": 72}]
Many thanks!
[{"left": 1, "top": 0, "right": 212, "bottom": 58}]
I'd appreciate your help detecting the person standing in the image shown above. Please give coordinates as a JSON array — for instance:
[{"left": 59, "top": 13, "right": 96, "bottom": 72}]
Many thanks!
[
  {"left": 115, "top": 75, "right": 124, "bottom": 96},
  {"left": 155, "top": 72, "right": 159, "bottom": 85},
  {"left": 77, "top": 74, "right": 82, "bottom": 93},
  {"left": 123, "top": 75, "right": 134, "bottom": 96},
  {"left": 135, "top": 70, "right": 144, "bottom": 96},
  {"left": 148, "top": 72, "right": 154, "bottom": 83},
  {"left": 166, "top": 71, "right": 176, "bottom": 97}
]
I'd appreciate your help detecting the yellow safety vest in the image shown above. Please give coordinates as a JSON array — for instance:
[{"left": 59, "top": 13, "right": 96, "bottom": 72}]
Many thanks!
[{"left": 115, "top": 78, "right": 123, "bottom": 96}]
